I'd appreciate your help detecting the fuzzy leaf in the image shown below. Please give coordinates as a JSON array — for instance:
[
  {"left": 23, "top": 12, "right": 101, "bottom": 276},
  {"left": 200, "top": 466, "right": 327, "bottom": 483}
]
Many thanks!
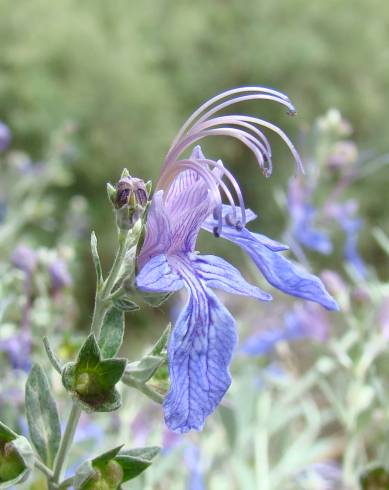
[
  {"left": 113, "top": 297, "right": 140, "bottom": 312},
  {"left": 99, "top": 307, "right": 125, "bottom": 358},
  {"left": 116, "top": 446, "right": 160, "bottom": 482},
  {"left": 25, "top": 364, "right": 61, "bottom": 468},
  {"left": 126, "top": 355, "right": 165, "bottom": 383}
]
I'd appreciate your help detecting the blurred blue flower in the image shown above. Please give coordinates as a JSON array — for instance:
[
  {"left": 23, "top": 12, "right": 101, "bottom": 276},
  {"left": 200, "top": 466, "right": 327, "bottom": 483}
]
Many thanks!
[
  {"left": 288, "top": 178, "right": 332, "bottom": 255},
  {"left": 0, "top": 121, "right": 11, "bottom": 151},
  {"left": 49, "top": 258, "right": 72, "bottom": 294},
  {"left": 136, "top": 87, "right": 338, "bottom": 433},
  {"left": 0, "top": 331, "right": 31, "bottom": 372},
  {"left": 331, "top": 200, "right": 367, "bottom": 278},
  {"left": 10, "top": 244, "right": 37, "bottom": 276},
  {"left": 241, "top": 303, "right": 330, "bottom": 357},
  {"left": 185, "top": 445, "right": 206, "bottom": 490}
]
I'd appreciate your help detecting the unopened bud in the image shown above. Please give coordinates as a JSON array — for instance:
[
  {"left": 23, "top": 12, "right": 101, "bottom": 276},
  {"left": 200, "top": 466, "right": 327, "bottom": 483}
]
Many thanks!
[{"left": 111, "top": 175, "right": 150, "bottom": 230}]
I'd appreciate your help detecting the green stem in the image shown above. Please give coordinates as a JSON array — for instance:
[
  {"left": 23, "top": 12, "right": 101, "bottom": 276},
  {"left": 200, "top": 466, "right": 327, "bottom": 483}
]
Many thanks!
[
  {"left": 34, "top": 458, "right": 54, "bottom": 479},
  {"left": 49, "top": 229, "right": 131, "bottom": 487},
  {"left": 122, "top": 375, "right": 164, "bottom": 404},
  {"left": 51, "top": 404, "right": 81, "bottom": 486}
]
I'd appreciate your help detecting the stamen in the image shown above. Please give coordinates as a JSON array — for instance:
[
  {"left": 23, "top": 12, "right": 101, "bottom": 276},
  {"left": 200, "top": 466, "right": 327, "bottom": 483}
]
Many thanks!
[
  {"left": 173, "top": 86, "right": 292, "bottom": 143},
  {"left": 193, "top": 94, "right": 296, "bottom": 128}
]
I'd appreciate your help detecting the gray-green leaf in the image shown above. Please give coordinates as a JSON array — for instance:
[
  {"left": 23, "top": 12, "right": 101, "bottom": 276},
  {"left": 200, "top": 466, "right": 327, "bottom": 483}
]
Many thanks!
[
  {"left": 116, "top": 446, "right": 160, "bottom": 482},
  {"left": 25, "top": 364, "right": 61, "bottom": 468},
  {"left": 99, "top": 307, "right": 125, "bottom": 358}
]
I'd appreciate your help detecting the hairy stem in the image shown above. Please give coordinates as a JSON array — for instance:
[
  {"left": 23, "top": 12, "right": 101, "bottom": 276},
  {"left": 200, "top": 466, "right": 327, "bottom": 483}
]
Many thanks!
[{"left": 49, "top": 228, "right": 132, "bottom": 487}]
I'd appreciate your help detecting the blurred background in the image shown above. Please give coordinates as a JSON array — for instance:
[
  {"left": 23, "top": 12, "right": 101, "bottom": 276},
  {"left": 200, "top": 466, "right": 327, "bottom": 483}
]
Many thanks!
[{"left": 1, "top": 1, "right": 389, "bottom": 489}]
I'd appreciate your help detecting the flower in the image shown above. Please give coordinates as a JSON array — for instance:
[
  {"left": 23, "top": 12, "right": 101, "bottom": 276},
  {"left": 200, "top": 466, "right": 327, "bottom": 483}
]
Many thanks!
[
  {"left": 48, "top": 258, "right": 72, "bottom": 294},
  {"left": 0, "top": 121, "right": 11, "bottom": 152},
  {"left": 241, "top": 303, "right": 330, "bottom": 357},
  {"left": 288, "top": 178, "right": 332, "bottom": 255},
  {"left": 136, "top": 87, "right": 338, "bottom": 433},
  {"left": 10, "top": 245, "right": 37, "bottom": 276},
  {"left": 329, "top": 200, "right": 367, "bottom": 278}
]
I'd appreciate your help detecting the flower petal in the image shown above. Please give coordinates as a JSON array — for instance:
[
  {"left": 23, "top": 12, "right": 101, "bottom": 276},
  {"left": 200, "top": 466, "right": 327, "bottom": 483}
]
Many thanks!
[
  {"left": 202, "top": 217, "right": 338, "bottom": 311},
  {"left": 164, "top": 256, "right": 237, "bottom": 433},
  {"left": 191, "top": 253, "right": 272, "bottom": 301},
  {"left": 136, "top": 254, "right": 184, "bottom": 293},
  {"left": 138, "top": 191, "right": 172, "bottom": 268}
]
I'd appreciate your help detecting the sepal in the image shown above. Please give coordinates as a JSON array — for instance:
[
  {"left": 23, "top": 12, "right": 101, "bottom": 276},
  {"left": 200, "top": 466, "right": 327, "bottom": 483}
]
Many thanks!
[
  {"left": 0, "top": 422, "right": 34, "bottom": 488},
  {"left": 74, "top": 446, "right": 160, "bottom": 489},
  {"left": 62, "top": 335, "right": 126, "bottom": 412}
]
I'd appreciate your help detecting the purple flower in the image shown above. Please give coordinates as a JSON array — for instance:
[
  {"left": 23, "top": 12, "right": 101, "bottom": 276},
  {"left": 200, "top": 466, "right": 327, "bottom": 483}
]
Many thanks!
[
  {"left": 136, "top": 87, "right": 338, "bottom": 433},
  {"left": 288, "top": 178, "right": 332, "bottom": 255},
  {"left": 330, "top": 200, "right": 367, "bottom": 278},
  {"left": 0, "top": 121, "right": 11, "bottom": 151},
  {"left": 10, "top": 245, "right": 37, "bottom": 276},
  {"left": 241, "top": 303, "right": 330, "bottom": 356},
  {"left": 0, "top": 331, "right": 31, "bottom": 372},
  {"left": 49, "top": 259, "right": 72, "bottom": 293}
]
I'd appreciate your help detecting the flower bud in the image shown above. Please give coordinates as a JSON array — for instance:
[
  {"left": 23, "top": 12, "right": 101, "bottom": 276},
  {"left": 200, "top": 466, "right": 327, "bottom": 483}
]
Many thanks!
[{"left": 112, "top": 175, "right": 150, "bottom": 230}]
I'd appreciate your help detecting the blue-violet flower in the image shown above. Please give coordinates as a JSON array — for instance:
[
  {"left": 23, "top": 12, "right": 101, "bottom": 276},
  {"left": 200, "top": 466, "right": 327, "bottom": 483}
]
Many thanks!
[{"left": 136, "top": 87, "right": 339, "bottom": 433}]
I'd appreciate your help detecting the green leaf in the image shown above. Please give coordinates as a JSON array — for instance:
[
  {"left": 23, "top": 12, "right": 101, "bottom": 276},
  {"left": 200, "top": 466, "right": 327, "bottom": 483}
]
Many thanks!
[
  {"left": 142, "top": 292, "right": 172, "bottom": 308},
  {"left": 90, "top": 232, "right": 103, "bottom": 285},
  {"left": 93, "top": 446, "right": 123, "bottom": 467},
  {"left": 43, "top": 337, "right": 62, "bottom": 374},
  {"left": 150, "top": 323, "right": 171, "bottom": 356},
  {"left": 0, "top": 423, "right": 16, "bottom": 443},
  {"left": 113, "top": 297, "right": 140, "bottom": 312},
  {"left": 361, "top": 466, "right": 389, "bottom": 489},
  {"left": 99, "top": 307, "right": 125, "bottom": 358},
  {"left": 126, "top": 355, "right": 165, "bottom": 384},
  {"left": 25, "top": 364, "right": 61, "bottom": 468},
  {"left": 116, "top": 446, "right": 160, "bottom": 483}
]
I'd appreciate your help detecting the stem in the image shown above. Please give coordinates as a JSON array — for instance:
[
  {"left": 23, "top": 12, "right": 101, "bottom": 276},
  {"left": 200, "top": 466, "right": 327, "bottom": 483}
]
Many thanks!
[
  {"left": 58, "top": 477, "right": 74, "bottom": 489},
  {"left": 122, "top": 375, "right": 164, "bottom": 404},
  {"left": 34, "top": 459, "right": 54, "bottom": 479},
  {"left": 49, "top": 228, "right": 132, "bottom": 487},
  {"left": 51, "top": 404, "right": 81, "bottom": 485}
]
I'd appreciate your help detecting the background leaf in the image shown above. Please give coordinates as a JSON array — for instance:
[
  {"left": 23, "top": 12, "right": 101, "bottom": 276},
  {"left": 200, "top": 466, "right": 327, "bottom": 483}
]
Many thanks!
[{"left": 25, "top": 364, "right": 61, "bottom": 468}]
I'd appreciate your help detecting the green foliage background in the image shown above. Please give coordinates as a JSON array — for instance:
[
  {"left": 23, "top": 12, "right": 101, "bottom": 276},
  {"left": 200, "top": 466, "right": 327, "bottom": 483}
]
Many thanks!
[{"left": 0, "top": 0, "right": 388, "bottom": 288}]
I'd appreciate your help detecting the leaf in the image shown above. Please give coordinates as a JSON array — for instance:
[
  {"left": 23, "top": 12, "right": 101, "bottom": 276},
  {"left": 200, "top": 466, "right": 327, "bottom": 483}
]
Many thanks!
[
  {"left": 126, "top": 355, "right": 165, "bottom": 383},
  {"left": 113, "top": 297, "right": 140, "bottom": 312},
  {"left": 90, "top": 231, "right": 103, "bottom": 285},
  {"left": 93, "top": 446, "right": 124, "bottom": 467},
  {"left": 115, "top": 446, "right": 160, "bottom": 483},
  {"left": 43, "top": 337, "right": 62, "bottom": 374},
  {"left": 150, "top": 323, "right": 171, "bottom": 356},
  {"left": 99, "top": 307, "right": 125, "bottom": 358},
  {"left": 25, "top": 364, "right": 61, "bottom": 468},
  {"left": 360, "top": 466, "right": 389, "bottom": 489}
]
